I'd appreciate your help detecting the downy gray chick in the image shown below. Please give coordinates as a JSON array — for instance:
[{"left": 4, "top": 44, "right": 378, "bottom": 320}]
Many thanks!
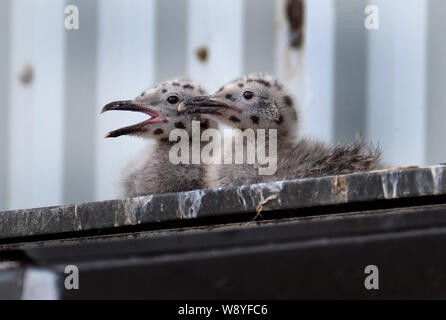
[
  {"left": 102, "top": 78, "right": 216, "bottom": 196},
  {"left": 179, "top": 73, "right": 384, "bottom": 188}
]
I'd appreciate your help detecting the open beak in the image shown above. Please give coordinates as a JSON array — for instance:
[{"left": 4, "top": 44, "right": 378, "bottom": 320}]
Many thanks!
[
  {"left": 101, "top": 100, "right": 166, "bottom": 138},
  {"left": 178, "top": 96, "right": 242, "bottom": 115}
]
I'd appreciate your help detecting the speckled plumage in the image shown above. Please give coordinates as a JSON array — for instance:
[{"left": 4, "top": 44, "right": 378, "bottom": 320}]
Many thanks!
[
  {"left": 207, "top": 136, "right": 383, "bottom": 188},
  {"left": 102, "top": 78, "right": 216, "bottom": 197},
  {"left": 181, "top": 73, "right": 384, "bottom": 188},
  {"left": 121, "top": 141, "right": 208, "bottom": 196}
]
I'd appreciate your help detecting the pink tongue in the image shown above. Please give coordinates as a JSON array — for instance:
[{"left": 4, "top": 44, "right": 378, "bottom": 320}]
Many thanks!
[
  {"left": 146, "top": 115, "right": 166, "bottom": 123},
  {"left": 146, "top": 116, "right": 158, "bottom": 123}
]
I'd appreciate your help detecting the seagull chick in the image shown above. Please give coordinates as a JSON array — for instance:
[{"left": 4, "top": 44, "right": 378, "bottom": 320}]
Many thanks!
[
  {"left": 102, "top": 78, "right": 216, "bottom": 197},
  {"left": 179, "top": 73, "right": 384, "bottom": 187}
]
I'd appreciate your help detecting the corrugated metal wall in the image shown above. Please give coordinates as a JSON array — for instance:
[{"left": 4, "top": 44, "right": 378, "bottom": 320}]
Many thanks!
[{"left": 0, "top": 0, "right": 445, "bottom": 211}]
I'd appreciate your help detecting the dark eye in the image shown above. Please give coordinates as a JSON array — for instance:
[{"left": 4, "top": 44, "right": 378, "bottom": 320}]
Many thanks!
[
  {"left": 243, "top": 91, "right": 254, "bottom": 100},
  {"left": 167, "top": 95, "right": 179, "bottom": 104}
]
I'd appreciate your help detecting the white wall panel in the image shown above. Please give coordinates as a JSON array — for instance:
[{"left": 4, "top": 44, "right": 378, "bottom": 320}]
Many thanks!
[
  {"left": 0, "top": 0, "right": 11, "bottom": 211},
  {"left": 7, "top": 0, "right": 65, "bottom": 210},
  {"left": 95, "top": 0, "right": 155, "bottom": 201},
  {"left": 333, "top": 0, "right": 369, "bottom": 143},
  {"left": 31, "top": 0, "right": 65, "bottom": 208},
  {"left": 63, "top": 0, "right": 98, "bottom": 205},
  {"left": 367, "top": 0, "right": 427, "bottom": 166},
  {"left": 8, "top": 0, "right": 36, "bottom": 209},
  {"left": 186, "top": 0, "right": 214, "bottom": 91},
  {"left": 243, "top": 0, "right": 276, "bottom": 75},
  {"left": 155, "top": 0, "right": 187, "bottom": 82},
  {"left": 187, "top": 0, "right": 244, "bottom": 93},
  {"left": 277, "top": 0, "right": 335, "bottom": 142},
  {"left": 425, "top": 0, "right": 446, "bottom": 165}
]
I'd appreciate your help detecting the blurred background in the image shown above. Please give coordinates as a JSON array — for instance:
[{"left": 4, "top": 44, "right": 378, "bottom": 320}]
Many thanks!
[{"left": 0, "top": 0, "right": 445, "bottom": 211}]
